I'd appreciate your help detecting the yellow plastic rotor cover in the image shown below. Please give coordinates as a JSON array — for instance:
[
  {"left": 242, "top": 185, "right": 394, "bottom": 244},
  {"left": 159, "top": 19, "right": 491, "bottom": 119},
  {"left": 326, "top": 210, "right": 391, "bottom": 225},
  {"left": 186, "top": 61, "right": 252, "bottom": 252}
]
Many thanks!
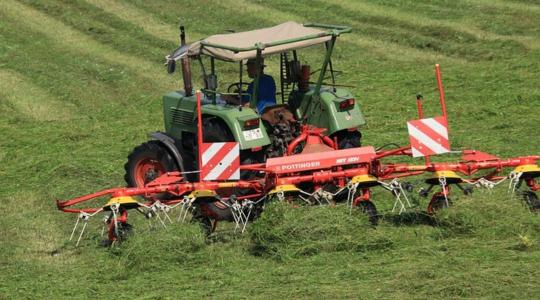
[
  {"left": 103, "top": 196, "right": 140, "bottom": 211},
  {"left": 514, "top": 164, "right": 540, "bottom": 178},
  {"left": 188, "top": 190, "right": 217, "bottom": 198},
  {"left": 350, "top": 174, "right": 379, "bottom": 188},
  {"left": 514, "top": 164, "right": 540, "bottom": 174},
  {"left": 268, "top": 184, "right": 300, "bottom": 195},
  {"left": 426, "top": 170, "right": 462, "bottom": 184}
]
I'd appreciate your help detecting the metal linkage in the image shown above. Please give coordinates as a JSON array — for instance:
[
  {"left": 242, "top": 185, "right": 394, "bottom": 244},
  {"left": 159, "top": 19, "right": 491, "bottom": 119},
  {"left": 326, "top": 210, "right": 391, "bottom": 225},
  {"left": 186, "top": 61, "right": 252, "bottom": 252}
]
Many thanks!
[
  {"left": 508, "top": 171, "right": 523, "bottom": 196},
  {"left": 465, "top": 177, "right": 507, "bottom": 190},
  {"left": 109, "top": 203, "right": 121, "bottom": 242},
  {"left": 139, "top": 201, "right": 174, "bottom": 228},
  {"left": 176, "top": 195, "right": 197, "bottom": 223},
  {"left": 439, "top": 176, "right": 450, "bottom": 208},
  {"left": 220, "top": 195, "right": 266, "bottom": 233},
  {"left": 69, "top": 209, "right": 102, "bottom": 246},
  {"left": 379, "top": 179, "right": 412, "bottom": 214},
  {"left": 297, "top": 187, "right": 336, "bottom": 205},
  {"left": 346, "top": 182, "right": 359, "bottom": 214}
]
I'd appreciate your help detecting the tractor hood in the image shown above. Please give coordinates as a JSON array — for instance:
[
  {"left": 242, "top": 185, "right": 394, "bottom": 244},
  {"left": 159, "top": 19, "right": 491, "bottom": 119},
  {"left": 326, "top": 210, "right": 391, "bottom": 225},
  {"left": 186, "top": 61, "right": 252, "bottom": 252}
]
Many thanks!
[{"left": 167, "top": 22, "right": 350, "bottom": 62}]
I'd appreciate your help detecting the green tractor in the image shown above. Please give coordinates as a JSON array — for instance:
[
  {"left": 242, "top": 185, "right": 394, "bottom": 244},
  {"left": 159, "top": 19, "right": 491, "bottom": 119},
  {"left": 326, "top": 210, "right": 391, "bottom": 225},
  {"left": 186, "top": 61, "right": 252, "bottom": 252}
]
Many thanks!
[{"left": 124, "top": 21, "right": 366, "bottom": 187}]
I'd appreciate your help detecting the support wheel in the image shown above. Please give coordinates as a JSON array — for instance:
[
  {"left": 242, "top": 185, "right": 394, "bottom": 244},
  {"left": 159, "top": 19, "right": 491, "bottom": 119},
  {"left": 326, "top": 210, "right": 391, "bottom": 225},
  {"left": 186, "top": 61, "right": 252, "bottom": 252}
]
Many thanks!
[
  {"left": 124, "top": 141, "right": 179, "bottom": 195},
  {"left": 522, "top": 191, "right": 540, "bottom": 212},
  {"left": 427, "top": 195, "right": 451, "bottom": 214},
  {"left": 358, "top": 201, "right": 379, "bottom": 225}
]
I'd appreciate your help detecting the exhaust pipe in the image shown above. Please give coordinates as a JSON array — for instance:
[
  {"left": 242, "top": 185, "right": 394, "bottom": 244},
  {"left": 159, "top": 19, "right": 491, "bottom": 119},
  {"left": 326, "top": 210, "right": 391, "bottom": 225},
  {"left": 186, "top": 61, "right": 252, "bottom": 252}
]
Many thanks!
[{"left": 180, "top": 26, "right": 193, "bottom": 97}]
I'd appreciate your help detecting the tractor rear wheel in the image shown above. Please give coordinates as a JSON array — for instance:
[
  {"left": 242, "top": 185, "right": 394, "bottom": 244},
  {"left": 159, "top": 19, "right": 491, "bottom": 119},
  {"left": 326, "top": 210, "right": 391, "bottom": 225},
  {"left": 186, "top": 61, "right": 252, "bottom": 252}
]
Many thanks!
[
  {"left": 333, "top": 129, "right": 362, "bottom": 149},
  {"left": 124, "top": 141, "right": 178, "bottom": 189}
]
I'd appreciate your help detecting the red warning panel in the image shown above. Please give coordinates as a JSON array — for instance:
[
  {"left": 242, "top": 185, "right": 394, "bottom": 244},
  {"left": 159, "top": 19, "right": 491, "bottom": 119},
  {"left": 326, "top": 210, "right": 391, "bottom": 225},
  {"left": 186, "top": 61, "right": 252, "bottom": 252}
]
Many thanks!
[
  {"left": 407, "top": 116, "right": 450, "bottom": 157},
  {"left": 265, "top": 146, "right": 376, "bottom": 174},
  {"left": 200, "top": 142, "right": 240, "bottom": 181}
]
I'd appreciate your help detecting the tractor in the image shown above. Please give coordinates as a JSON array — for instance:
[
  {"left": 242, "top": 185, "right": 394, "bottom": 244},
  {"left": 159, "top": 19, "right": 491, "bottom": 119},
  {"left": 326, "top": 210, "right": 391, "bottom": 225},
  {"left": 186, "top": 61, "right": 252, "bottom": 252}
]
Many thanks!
[
  {"left": 124, "top": 22, "right": 366, "bottom": 188},
  {"left": 57, "top": 23, "right": 540, "bottom": 244}
]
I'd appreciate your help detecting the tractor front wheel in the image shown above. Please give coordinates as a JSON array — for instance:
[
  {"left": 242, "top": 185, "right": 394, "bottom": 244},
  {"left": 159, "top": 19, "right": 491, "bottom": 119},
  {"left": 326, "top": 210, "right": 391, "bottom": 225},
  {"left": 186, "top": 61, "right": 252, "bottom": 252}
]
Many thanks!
[{"left": 124, "top": 141, "right": 178, "bottom": 189}]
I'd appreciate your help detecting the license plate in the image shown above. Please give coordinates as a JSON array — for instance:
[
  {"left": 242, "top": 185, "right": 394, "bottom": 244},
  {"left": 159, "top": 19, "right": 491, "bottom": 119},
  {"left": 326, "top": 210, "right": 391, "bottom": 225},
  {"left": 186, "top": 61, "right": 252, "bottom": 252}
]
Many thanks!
[{"left": 243, "top": 128, "right": 263, "bottom": 141}]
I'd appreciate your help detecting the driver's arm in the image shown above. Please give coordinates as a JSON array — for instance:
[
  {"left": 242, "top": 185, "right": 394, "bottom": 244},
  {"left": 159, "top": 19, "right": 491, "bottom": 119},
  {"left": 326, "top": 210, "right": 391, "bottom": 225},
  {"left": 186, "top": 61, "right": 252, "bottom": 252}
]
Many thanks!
[{"left": 220, "top": 94, "right": 241, "bottom": 104}]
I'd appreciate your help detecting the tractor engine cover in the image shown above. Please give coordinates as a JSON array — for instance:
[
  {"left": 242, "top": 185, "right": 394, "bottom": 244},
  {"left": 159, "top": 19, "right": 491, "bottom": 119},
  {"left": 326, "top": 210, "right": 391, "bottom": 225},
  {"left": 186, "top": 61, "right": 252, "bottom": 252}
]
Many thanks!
[{"left": 261, "top": 105, "right": 300, "bottom": 158}]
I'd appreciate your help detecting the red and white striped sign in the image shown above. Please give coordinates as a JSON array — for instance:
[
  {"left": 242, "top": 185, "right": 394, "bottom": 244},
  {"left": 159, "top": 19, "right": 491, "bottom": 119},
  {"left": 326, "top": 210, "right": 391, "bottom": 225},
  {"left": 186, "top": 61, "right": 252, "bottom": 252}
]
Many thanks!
[
  {"left": 200, "top": 142, "right": 240, "bottom": 181},
  {"left": 407, "top": 116, "right": 450, "bottom": 157}
]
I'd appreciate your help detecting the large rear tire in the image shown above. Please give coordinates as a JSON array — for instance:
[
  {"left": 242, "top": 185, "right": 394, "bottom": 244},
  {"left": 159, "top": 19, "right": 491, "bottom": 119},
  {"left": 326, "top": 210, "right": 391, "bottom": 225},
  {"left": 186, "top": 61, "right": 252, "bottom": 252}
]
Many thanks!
[
  {"left": 333, "top": 129, "right": 362, "bottom": 149},
  {"left": 124, "top": 141, "right": 178, "bottom": 189}
]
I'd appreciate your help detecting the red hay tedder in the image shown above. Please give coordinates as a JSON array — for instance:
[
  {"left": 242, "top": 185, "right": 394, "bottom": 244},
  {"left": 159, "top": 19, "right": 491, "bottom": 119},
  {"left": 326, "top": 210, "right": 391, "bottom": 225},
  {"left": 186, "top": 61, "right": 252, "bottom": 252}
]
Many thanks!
[{"left": 56, "top": 23, "right": 540, "bottom": 246}]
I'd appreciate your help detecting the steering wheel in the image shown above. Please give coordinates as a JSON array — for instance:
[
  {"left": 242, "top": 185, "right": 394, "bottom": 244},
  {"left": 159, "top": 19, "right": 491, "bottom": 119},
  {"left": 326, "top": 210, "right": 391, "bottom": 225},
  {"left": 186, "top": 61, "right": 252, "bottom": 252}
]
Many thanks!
[{"left": 227, "top": 82, "right": 250, "bottom": 94}]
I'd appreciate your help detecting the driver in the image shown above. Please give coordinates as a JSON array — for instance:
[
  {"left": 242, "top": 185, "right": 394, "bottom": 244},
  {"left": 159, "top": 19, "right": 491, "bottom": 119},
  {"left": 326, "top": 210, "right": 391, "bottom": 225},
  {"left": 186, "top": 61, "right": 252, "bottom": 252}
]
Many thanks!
[{"left": 224, "top": 58, "right": 276, "bottom": 113}]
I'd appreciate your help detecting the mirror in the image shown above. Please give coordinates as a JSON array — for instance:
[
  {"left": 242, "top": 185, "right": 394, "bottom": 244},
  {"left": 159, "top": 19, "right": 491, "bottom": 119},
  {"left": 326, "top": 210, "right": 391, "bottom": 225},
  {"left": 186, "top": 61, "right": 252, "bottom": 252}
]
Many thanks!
[
  {"left": 167, "top": 60, "right": 176, "bottom": 74},
  {"left": 204, "top": 74, "right": 217, "bottom": 90}
]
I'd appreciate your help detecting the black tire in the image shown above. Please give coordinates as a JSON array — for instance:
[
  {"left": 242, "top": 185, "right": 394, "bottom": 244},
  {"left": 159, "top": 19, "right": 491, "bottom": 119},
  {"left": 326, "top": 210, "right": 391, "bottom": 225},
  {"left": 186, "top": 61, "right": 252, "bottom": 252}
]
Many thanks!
[
  {"left": 192, "top": 198, "right": 234, "bottom": 235},
  {"left": 124, "top": 141, "right": 178, "bottom": 191},
  {"left": 202, "top": 117, "right": 234, "bottom": 143},
  {"left": 198, "top": 198, "right": 234, "bottom": 221},
  {"left": 522, "top": 191, "right": 540, "bottom": 212},
  {"left": 330, "top": 130, "right": 363, "bottom": 201},
  {"left": 358, "top": 201, "right": 379, "bottom": 225},
  {"left": 333, "top": 129, "right": 362, "bottom": 149},
  {"left": 112, "top": 222, "right": 133, "bottom": 242}
]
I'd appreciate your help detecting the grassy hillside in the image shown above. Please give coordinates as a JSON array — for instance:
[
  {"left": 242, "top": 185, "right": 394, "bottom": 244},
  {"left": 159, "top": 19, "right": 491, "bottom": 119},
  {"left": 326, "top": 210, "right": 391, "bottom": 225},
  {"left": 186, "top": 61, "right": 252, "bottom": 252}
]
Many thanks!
[{"left": 1, "top": 0, "right": 539, "bottom": 298}]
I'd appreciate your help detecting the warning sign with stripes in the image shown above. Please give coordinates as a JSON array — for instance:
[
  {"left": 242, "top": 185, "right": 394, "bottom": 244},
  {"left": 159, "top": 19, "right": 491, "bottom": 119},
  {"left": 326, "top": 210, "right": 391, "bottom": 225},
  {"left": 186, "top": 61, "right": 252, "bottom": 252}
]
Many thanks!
[
  {"left": 200, "top": 142, "right": 240, "bottom": 181},
  {"left": 407, "top": 116, "right": 450, "bottom": 157}
]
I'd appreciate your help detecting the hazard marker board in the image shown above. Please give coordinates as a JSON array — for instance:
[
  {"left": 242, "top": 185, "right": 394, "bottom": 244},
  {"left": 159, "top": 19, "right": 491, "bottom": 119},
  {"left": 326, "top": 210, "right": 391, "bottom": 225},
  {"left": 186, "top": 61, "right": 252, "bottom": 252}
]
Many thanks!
[
  {"left": 407, "top": 116, "right": 450, "bottom": 157},
  {"left": 200, "top": 142, "right": 240, "bottom": 181}
]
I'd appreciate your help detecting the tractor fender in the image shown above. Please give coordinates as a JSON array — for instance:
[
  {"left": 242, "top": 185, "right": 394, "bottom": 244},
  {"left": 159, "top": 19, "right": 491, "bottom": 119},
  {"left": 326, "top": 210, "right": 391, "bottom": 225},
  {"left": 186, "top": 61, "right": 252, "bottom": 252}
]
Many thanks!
[
  {"left": 301, "top": 87, "right": 366, "bottom": 135},
  {"left": 148, "top": 131, "right": 185, "bottom": 173},
  {"left": 200, "top": 106, "right": 271, "bottom": 150}
]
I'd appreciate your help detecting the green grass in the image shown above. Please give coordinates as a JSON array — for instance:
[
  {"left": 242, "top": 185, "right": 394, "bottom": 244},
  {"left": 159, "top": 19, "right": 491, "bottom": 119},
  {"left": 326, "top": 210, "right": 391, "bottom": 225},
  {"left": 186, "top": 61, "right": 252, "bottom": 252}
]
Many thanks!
[{"left": 1, "top": 0, "right": 539, "bottom": 298}]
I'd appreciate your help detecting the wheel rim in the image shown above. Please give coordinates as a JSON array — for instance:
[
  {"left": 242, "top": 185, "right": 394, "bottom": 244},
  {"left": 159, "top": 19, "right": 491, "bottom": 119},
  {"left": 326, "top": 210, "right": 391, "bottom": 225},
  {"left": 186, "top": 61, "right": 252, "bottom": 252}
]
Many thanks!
[
  {"left": 427, "top": 196, "right": 449, "bottom": 214},
  {"left": 133, "top": 158, "right": 166, "bottom": 187}
]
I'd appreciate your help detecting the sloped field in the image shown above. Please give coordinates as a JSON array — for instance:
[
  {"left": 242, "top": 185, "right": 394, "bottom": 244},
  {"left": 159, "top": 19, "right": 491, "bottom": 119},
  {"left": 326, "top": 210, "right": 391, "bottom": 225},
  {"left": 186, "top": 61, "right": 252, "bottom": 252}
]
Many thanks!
[{"left": 1, "top": 0, "right": 539, "bottom": 298}]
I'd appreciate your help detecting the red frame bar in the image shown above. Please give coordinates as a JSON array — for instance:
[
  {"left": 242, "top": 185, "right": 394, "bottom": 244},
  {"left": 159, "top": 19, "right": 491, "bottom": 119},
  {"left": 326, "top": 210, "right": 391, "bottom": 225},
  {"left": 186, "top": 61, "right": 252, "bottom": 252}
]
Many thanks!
[
  {"left": 435, "top": 64, "right": 447, "bottom": 119},
  {"left": 196, "top": 91, "right": 204, "bottom": 181}
]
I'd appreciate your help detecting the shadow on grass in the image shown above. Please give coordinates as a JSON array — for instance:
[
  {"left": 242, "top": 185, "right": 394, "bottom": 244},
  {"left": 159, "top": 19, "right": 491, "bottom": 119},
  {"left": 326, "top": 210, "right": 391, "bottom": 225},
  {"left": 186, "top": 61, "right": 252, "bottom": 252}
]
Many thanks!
[{"left": 382, "top": 210, "right": 436, "bottom": 227}]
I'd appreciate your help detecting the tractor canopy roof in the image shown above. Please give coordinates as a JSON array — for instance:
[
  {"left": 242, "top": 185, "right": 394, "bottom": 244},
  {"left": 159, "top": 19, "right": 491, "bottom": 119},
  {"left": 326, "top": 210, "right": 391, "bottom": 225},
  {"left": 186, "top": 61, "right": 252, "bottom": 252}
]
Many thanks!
[{"left": 168, "top": 22, "right": 351, "bottom": 62}]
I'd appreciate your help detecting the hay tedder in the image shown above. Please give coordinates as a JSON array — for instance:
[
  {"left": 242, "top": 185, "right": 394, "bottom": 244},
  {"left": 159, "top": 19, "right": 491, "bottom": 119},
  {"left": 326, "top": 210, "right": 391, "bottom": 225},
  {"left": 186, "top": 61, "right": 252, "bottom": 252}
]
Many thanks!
[{"left": 56, "top": 22, "right": 540, "bottom": 246}]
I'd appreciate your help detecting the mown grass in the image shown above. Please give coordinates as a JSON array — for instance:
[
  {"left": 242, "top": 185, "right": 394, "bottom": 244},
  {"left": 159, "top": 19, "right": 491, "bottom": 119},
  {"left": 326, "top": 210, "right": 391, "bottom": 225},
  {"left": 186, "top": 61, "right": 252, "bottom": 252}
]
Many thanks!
[{"left": 1, "top": 0, "right": 539, "bottom": 298}]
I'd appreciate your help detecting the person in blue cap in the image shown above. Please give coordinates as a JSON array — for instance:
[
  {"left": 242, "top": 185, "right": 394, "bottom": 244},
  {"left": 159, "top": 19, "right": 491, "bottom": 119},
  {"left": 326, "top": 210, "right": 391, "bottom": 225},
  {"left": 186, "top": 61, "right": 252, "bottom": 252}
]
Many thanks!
[
  {"left": 222, "top": 58, "right": 276, "bottom": 113},
  {"left": 243, "top": 58, "right": 276, "bottom": 113}
]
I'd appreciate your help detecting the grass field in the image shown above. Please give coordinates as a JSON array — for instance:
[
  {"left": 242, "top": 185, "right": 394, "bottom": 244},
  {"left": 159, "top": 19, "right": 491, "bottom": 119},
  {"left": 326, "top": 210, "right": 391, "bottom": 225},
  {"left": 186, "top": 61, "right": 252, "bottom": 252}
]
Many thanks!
[{"left": 1, "top": 0, "right": 539, "bottom": 298}]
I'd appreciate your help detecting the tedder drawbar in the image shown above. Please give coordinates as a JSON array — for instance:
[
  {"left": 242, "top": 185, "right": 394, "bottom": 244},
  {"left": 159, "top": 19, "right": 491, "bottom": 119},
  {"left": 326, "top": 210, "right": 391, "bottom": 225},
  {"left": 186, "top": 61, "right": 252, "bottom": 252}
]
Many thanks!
[{"left": 56, "top": 22, "right": 540, "bottom": 246}]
